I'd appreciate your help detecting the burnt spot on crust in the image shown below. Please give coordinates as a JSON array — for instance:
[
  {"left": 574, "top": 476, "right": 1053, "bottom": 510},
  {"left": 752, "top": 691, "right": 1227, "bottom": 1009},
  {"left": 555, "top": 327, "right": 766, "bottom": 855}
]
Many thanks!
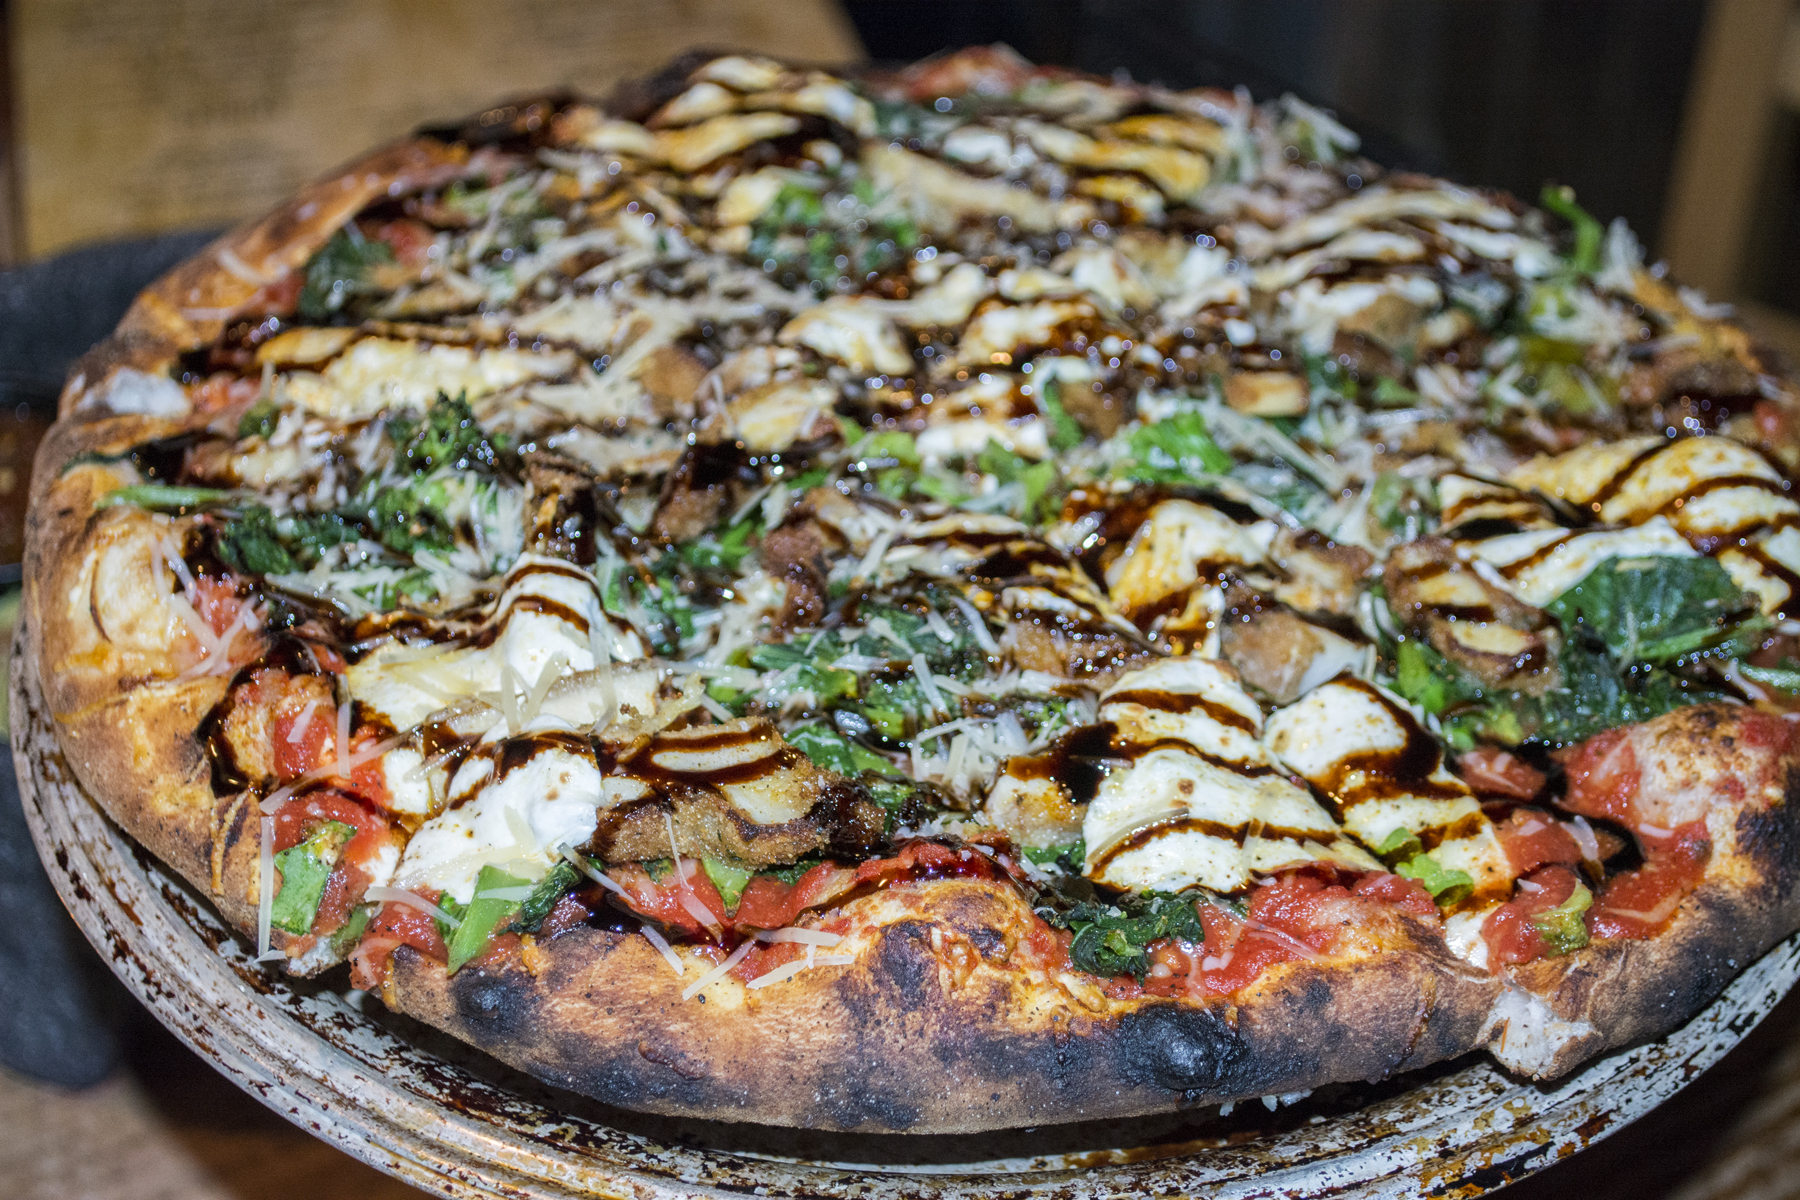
[
  {"left": 1116, "top": 1004, "right": 1246, "bottom": 1093},
  {"left": 450, "top": 967, "right": 536, "bottom": 1040},
  {"left": 874, "top": 920, "right": 939, "bottom": 1004},
  {"left": 1735, "top": 763, "right": 1800, "bottom": 900}
]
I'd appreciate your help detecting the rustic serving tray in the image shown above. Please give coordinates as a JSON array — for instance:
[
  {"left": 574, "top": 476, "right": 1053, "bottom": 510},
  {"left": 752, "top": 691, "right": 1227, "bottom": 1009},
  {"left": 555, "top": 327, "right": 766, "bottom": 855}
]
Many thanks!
[{"left": 15, "top": 626, "right": 1800, "bottom": 1200}]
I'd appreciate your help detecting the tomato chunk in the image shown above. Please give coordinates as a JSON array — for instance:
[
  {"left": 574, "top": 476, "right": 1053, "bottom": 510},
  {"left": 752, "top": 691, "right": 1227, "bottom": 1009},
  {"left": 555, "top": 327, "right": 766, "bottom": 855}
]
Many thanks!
[
  {"left": 1493, "top": 807, "right": 1584, "bottom": 876},
  {"left": 1556, "top": 727, "right": 1640, "bottom": 827},
  {"left": 1587, "top": 820, "right": 1710, "bottom": 940},
  {"left": 1482, "top": 864, "right": 1583, "bottom": 965},
  {"left": 1457, "top": 747, "right": 1547, "bottom": 799}
]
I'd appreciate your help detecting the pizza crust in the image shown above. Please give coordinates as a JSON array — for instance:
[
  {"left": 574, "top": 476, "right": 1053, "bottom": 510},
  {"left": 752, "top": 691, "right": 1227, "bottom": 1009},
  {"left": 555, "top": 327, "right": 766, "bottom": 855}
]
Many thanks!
[{"left": 386, "top": 877, "right": 1503, "bottom": 1133}]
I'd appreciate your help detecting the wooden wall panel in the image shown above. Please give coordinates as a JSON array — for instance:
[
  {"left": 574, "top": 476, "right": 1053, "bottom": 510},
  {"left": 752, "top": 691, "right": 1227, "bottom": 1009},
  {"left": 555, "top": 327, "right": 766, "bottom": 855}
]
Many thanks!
[{"left": 11, "top": 0, "right": 862, "bottom": 260}]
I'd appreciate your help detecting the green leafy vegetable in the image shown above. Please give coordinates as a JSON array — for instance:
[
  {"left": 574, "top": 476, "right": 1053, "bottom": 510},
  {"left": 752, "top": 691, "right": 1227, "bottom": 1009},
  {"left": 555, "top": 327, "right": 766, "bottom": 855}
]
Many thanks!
[
  {"left": 1540, "top": 185, "right": 1604, "bottom": 277},
  {"left": 1039, "top": 381, "right": 1083, "bottom": 451},
  {"left": 505, "top": 862, "right": 579, "bottom": 935},
  {"left": 269, "top": 820, "right": 357, "bottom": 935},
  {"left": 298, "top": 226, "right": 395, "bottom": 321},
  {"left": 762, "top": 856, "right": 827, "bottom": 885},
  {"left": 1373, "top": 827, "right": 1423, "bottom": 862},
  {"left": 329, "top": 905, "right": 372, "bottom": 956},
  {"left": 1530, "top": 882, "right": 1593, "bottom": 955},
  {"left": 1021, "top": 840, "right": 1086, "bottom": 873},
  {"left": 238, "top": 397, "right": 280, "bottom": 440},
  {"left": 1370, "top": 377, "right": 1421, "bottom": 408},
  {"left": 679, "top": 517, "right": 760, "bottom": 572},
  {"left": 1546, "top": 555, "right": 1759, "bottom": 665},
  {"left": 977, "top": 439, "right": 1059, "bottom": 522},
  {"left": 1044, "top": 891, "right": 1207, "bottom": 979},
  {"left": 388, "top": 392, "right": 508, "bottom": 475},
  {"left": 702, "top": 859, "right": 753, "bottom": 910},
  {"left": 1740, "top": 663, "right": 1800, "bottom": 693},
  {"left": 1395, "top": 853, "right": 1474, "bottom": 903},
  {"left": 785, "top": 723, "right": 900, "bottom": 777},
  {"left": 100, "top": 483, "right": 235, "bottom": 512},
  {"left": 443, "top": 865, "right": 531, "bottom": 974},
  {"left": 1121, "top": 412, "right": 1233, "bottom": 484}
]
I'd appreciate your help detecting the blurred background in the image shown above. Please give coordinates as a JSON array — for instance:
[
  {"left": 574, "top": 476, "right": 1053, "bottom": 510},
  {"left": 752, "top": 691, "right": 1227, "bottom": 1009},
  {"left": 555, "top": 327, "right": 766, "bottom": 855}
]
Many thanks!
[{"left": 6, "top": 2, "right": 1800, "bottom": 1196}]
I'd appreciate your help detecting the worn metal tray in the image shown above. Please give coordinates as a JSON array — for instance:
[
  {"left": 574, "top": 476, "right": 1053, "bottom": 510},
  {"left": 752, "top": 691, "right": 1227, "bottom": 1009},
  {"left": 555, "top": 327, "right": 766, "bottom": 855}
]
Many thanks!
[{"left": 15, "top": 632, "right": 1800, "bottom": 1199}]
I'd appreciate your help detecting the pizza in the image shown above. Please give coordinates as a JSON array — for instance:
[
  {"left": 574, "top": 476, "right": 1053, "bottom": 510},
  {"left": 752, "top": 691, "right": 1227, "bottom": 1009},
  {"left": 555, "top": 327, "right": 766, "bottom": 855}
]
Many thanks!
[{"left": 24, "top": 45, "right": 1800, "bottom": 1135}]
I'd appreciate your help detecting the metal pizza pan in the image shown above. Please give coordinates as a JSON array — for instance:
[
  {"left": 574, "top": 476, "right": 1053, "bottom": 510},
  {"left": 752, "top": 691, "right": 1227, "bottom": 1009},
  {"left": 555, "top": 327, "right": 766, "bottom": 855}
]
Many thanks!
[{"left": 15, "top": 629, "right": 1800, "bottom": 1199}]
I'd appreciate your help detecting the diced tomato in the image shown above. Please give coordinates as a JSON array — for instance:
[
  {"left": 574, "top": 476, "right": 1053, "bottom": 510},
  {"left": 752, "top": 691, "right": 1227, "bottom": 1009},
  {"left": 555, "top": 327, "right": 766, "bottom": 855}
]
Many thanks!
[
  {"left": 1481, "top": 864, "right": 1583, "bottom": 965},
  {"left": 190, "top": 373, "right": 259, "bottom": 415},
  {"left": 1587, "top": 820, "right": 1710, "bottom": 940},
  {"left": 1457, "top": 747, "right": 1547, "bottom": 799},
  {"left": 732, "top": 863, "right": 858, "bottom": 930},
  {"left": 369, "top": 218, "right": 436, "bottom": 266},
  {"left": 347, "top": 728, "right": 393, "bottom": 807},
  {"left": 189, "top": 574, "right": 245, "bottom": 637},
  {"left": 1556, "top": 727, "right": 1641, "bottom": 827},
  {"left": 1493, "top": 807, "right": 1585, "bottom": 876},
  {"left": 853, "top": 839, "right": 1000, "bottom": 886},
  {"left": 350, "top": 892, "right": 448, "bottom": 990},
  {"left": 1352, "top": 870, "right": 1438, "bottom": 917},
  {"left": 608, "top": 860, "right": 730, "bottom": 937},
  {"left": 271, "top": 791, "right": 400, "bottom": 933},
  {"left": 272, "top": 698, "right": 336, "bottom": 779}
]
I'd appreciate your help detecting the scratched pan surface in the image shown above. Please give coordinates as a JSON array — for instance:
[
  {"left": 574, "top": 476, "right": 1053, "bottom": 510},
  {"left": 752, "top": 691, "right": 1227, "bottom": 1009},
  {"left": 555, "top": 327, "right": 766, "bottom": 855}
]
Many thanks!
[{"left": 15, "top": 633, "right": 1800, "bottom": 1200}]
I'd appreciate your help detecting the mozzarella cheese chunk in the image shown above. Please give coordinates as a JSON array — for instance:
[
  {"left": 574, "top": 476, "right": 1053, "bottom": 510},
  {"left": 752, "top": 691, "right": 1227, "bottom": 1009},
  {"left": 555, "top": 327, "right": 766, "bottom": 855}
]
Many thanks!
[
  {"left": 1082, "top": 658, "right": 1372, "bottom": 892},
  {"left": 394, "top": 744, "right": 603, "bottom": 904},
  {"left": 1264, "top": 680, "right": 1512, "bottom": 903}
]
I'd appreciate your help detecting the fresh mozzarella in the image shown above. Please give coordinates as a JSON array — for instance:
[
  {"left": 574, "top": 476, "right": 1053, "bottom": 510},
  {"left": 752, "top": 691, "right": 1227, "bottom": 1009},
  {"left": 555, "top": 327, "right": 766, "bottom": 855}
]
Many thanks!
[
  {"left": 394, "top": 745, "right": 603, "bottom": 904},
  {"left": 1264, "top": 680, "right": 1513, "bottom": 904},
  {"left": 1105, "top": 499, "right": 1276, "bottom": 617},
  {"left": 282, "top": 338, "right": 573, "bottom": 421}
]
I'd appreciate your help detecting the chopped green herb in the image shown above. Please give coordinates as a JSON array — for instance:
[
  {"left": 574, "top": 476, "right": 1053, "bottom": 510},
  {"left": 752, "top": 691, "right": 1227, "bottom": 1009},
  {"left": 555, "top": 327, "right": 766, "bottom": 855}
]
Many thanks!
[
  {"left": 1395, "top": 853, "right": 1473, "bottom": 904},
  {"left": 1373, "top": 827, "right": 1423, "bottom": 863},
  {"left": 1039, "top": 381, "right": 1084, "bottom": 451},
  {"left": 1021, "top": 840, "right": 1086, "bottom": 874},
  {"left": 269, "top": 820, "right": 357, "bottom": 935},
  {"left": 1121, "top": 411, "right": 1233, "bottom": 484},
  {"left": 1530, "top": 882, "right": 1593, "bottom": 955},
  {"left": 702, "top": 859, "right": 753, "bottom": 910}
]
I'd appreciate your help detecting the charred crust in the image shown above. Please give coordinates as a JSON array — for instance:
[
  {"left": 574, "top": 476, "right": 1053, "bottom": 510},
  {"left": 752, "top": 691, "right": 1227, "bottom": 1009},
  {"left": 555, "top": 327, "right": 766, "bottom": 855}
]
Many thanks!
[
  {"left": 1736, "top": 764, "right": 1800, "bottom": 898},
  {"left": 450, "top": 967, "right": 536, "bottom": 1039},
  {"left": 1115, "top": 1004, "right": 1246, "bottom": 1092},
  {"left": 872, "top": 920, "right": 939, "bottom": 1003}
]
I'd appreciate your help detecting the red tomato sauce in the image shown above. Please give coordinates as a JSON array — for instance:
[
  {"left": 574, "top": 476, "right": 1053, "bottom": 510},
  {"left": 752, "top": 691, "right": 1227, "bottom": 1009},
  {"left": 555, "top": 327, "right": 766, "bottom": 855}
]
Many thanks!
[
  {"left": 1556, "top": 728, "right": 1640, "bottom": 827},
  {"left": 1457, "top": 747, "right": 1547, "bottom": 799},
  {"left": 1493, "top": 807, "right": 1585, "bottom": 876},
  {"left": 1587, "top": 820, "right": 1710, "bottom": 940},
  {"left": 350, "top": 892, "right": 448, "bottom": 991},
  {"left": 1482, "top": 864, "right": 1584, "bottom": 965}
]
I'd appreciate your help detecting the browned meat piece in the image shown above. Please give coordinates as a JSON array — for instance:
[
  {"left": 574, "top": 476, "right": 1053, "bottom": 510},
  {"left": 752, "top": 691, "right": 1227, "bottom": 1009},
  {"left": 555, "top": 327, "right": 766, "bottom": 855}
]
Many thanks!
[
  {"left": 589, "top": 719, "right": 888, "bottom": 866},
  {"left": 759, "top": 518, "right": 830, "bottom": 629},
  {"left": 524, "top": 451, "right": 601, "bottom": 561},
  {"left": 649, "top": 444, "right": 745, "bottom": 544},
  {"left": 998, "top": 608, "right": 1153, "bottom": 684},
  {"left": 1383, "top": 537, "right": 1548, "bottom": 630},
  {"left": 1426, "top": 618, "right": 1559, "bottom": 693}
]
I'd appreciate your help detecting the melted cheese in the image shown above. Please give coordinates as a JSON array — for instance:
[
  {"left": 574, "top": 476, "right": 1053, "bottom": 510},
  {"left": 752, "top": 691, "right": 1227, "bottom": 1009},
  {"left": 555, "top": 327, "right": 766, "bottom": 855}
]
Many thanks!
[{"left": 282, "top": 338, "right": 572, "bottom": 421}]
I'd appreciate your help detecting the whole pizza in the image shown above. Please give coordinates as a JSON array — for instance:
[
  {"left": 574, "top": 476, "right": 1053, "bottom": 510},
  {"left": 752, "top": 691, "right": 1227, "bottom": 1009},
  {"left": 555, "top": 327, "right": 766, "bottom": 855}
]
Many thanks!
[{"left": 25, "top": 46, "right": 1800, "bottom": 1134}]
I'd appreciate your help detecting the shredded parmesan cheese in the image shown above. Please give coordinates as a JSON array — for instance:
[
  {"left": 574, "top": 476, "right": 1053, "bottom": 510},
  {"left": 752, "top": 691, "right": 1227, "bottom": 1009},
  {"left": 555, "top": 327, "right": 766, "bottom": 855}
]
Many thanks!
[
  {"left": 256, "top": 816, "right": 278, "bottom": 960},
  {"left": 364, "top": 886, "right": 462, "bottom": 926},
  {"left": 639, "top": 925, "right": 686, "bottom": 976}
]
